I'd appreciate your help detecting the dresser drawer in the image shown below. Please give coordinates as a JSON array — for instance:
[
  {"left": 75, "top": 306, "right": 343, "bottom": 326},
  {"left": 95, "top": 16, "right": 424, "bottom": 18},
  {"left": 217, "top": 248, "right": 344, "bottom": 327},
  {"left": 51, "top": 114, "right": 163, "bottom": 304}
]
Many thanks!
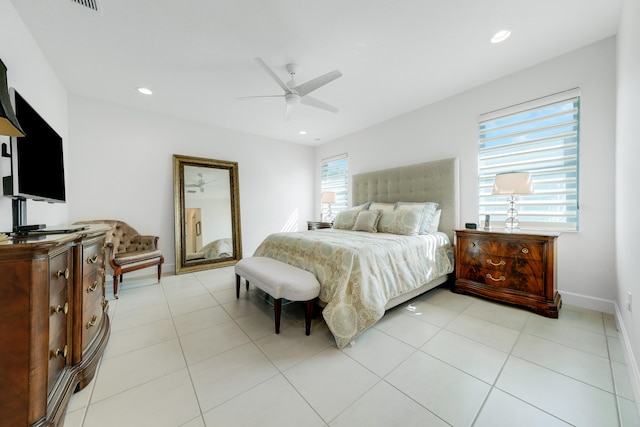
[
  {"left": 457, "top": 258, "right": 545, "bottom": 295},
  {"left": 48, "top": 322, "right": 69, "bottom": 394},
  {"left": 82, "top": 298, "right": 104, "bottom": 349},
  {"left": 82, "top": 242, "right": 105, "bottom": 276},
  {"left": 458, "top": 236, "right": 543, "bottom": 262},
  {"left": 50, "top": 251, "right": 71, "bottom": 290}
]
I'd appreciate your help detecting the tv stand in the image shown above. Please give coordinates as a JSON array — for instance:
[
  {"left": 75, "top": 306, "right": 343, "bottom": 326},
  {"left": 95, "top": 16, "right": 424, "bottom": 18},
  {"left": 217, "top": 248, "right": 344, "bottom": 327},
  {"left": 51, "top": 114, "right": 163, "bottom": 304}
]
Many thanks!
[{"left": 13, "top": 223, "right": 46, "bottom": 233}]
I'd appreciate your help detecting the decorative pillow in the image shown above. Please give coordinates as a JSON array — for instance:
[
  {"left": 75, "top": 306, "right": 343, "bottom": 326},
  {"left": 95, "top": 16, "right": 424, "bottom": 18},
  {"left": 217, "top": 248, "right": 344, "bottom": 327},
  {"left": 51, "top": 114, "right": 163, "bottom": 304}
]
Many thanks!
[
  {"left": 428, "top": 209, "right": 442, "bottom": 234},
  {"left": 349, "top": 202, "right": 371, "bottom": 211},
  {"left": 368, "top": 202, "right": 396, "bottom": 212},
  {"left": 352, "top": 209, "right": 382, "bottom": 232},
  {"left": 395, "top": 201, "right": 440, "bottom": 235},
  {"left": 377, "top": 209, "right": 423, "bottom": 236},
  {"left": 332, "top": 210, "right": 359, "bottom": 229}
]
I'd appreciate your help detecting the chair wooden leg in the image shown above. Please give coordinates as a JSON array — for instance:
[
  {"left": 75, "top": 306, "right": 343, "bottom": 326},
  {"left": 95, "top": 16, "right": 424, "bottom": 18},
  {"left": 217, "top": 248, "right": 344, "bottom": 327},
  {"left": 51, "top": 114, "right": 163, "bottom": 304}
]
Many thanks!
[
  {"left": 274, "top": 298, "right": 282, "bottom": 334},
  {"left": 113, "top": 275, "right": 120, "bottom": 299},
  {"left": 157, "top": 264, "right": 162, "bottom": 283},
  {"left": 305, "top": 299, "right": 314, "bottom": 336}
]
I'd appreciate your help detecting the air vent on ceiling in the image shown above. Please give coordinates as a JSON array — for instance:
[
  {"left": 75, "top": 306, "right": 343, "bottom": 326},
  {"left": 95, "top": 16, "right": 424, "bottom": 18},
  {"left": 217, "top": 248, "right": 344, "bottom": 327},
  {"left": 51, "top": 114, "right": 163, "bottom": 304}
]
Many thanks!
[{"left": 71, "top": 0, "right": 98, "bottom": 11}]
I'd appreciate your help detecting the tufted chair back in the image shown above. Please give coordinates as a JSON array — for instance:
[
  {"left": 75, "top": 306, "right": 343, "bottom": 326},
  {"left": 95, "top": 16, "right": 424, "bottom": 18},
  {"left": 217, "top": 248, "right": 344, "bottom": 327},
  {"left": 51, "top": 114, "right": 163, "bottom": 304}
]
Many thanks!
[{"left": 73, "top": 219, "right": 164, "bottom": 298}]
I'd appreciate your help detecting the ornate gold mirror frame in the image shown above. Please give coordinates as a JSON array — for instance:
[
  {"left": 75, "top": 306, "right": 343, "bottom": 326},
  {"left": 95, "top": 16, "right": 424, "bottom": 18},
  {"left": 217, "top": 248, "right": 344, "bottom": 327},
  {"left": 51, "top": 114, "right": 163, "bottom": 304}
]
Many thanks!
[{"left": 173, "top": 154, "right": 242, "bottom": 274}]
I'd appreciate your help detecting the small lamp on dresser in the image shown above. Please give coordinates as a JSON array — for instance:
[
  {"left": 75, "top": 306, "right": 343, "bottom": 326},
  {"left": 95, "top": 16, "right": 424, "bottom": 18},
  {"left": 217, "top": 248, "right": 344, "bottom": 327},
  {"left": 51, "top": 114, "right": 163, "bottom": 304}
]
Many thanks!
[
  {"left": 321, "top": 191, "right": 337, "bottom": 222},
  {"left": 492, "top": 172, "right": 533, "bottom": 230}
]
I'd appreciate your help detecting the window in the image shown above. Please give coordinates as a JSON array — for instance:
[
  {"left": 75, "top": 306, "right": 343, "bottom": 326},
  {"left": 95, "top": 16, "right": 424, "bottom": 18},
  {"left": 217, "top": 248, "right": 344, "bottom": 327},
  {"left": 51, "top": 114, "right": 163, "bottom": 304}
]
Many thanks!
[
  {"left": 321, "top": 154, "right": 348, "bottom": 219},
  {"left": 478, "top": 89, "right": 580, "bottom": 231}
]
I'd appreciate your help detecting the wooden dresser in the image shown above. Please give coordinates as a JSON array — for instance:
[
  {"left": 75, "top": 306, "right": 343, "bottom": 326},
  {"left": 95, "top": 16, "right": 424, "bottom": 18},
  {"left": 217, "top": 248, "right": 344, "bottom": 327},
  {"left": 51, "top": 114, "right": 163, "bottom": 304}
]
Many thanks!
[
  {"left": 0, "top": 226, "right": 110, "bottom": 426},
  {"left": 453, "top": 229, "right": 561, "bottom": 318}
]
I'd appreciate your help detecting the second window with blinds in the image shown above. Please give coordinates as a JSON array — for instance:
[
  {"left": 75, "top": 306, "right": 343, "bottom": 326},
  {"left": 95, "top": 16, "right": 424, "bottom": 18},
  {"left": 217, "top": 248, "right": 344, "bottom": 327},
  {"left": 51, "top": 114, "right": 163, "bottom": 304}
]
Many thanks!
[
  {"left": 478, "top": 89, "right": 580, "bottom": 232},
  {"left": 320, "top": 154, "right": 348, "bottom": 222}
]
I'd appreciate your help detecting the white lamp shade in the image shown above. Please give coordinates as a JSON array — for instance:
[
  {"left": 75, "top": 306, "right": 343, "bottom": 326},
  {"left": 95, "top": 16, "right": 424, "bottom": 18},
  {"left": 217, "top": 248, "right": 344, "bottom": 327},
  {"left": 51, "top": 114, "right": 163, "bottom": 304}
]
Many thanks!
[
  {"left": 321, "top": 191, "right": 337, "bottom": 204},
  {"left": 492, "top": 172, "right": 533, "bottom": 195}
]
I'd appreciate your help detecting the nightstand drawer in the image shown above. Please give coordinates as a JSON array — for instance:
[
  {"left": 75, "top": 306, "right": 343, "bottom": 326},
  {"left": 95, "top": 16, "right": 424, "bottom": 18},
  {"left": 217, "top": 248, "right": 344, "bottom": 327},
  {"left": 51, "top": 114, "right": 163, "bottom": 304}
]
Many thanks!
[
  {"left": 457, "top": 259, "right": 545, "bottom": 294},
  {"left": 458, "top": 236, "right": 543, "bottom": 261}
]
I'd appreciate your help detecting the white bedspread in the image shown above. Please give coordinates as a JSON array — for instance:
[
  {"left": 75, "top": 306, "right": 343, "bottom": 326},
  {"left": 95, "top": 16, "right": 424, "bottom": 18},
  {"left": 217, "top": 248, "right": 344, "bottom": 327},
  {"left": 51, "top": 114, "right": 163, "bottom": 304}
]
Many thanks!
[{"left": 253, "top": 229, "right": 453, "bottom": 348}]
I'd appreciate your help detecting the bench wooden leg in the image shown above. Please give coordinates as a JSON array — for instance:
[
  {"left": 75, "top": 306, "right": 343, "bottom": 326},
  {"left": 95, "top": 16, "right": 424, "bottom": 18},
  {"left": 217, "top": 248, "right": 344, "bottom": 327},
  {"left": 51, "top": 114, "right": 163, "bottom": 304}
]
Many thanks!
[
  {"left": 305, "top": 299, "right": 314, "bottom": 336},
  {"left": 235, "top": 274, "right": 240, "bottom": 298},
  {"left": 274, "top": 298, "right": 282, "bottom": 334}
]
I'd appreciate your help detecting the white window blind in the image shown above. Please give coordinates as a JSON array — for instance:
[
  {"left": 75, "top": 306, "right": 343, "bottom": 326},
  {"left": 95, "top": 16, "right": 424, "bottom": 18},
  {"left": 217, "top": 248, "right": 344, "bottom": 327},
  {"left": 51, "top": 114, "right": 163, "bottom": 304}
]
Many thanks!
[
  {"left": 321, "top": 154, "right": 348, "bottom": 218},
  {"left": 478, "top": 89, "right": 580, "bottom": 231}
]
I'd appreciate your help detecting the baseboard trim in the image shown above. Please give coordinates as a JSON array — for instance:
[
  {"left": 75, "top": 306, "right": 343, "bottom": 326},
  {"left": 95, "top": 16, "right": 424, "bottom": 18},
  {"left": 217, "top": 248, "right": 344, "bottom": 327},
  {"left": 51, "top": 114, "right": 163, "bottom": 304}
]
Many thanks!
[
  {"left": 560, "top": 289, "right": 616, "bottom": 314},
  {"left": 614, "top": 302, "right": 640, "bottom": 417}
]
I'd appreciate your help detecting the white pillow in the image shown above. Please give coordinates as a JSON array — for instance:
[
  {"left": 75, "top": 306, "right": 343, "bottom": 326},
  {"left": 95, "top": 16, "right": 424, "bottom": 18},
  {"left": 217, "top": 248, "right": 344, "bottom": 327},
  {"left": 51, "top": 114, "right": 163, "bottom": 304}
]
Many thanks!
[
  {"left": 377, "top": 209, "right": 422, "bottom": 235},
  {"left": 352, "top": 209, "right": 382, "bottom": 232},
  {"left": 332, "top": 210, "right": 359, "bottom": 229},
  {"left": 368, "top": 202, "right": 396, "bottom": 212},
  {"left": 395, "top": 201, "right": 439, "bottom": 234},
  {"left": 428, "top": 209, "right": 442, "bottom": 234}
]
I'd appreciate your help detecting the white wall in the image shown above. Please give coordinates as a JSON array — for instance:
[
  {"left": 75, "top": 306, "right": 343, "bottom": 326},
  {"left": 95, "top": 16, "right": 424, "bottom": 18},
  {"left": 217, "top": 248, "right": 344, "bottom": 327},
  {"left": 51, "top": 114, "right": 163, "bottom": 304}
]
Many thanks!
[
  {"left": 616, "top": 0, "right": 640, "bottom": 403},
  {"left": 0, "top": 1, "right": 69, "bottom": 231},
  {"left": 316, "top": 37, "right": 617, "bottom": 311},
  {"left": 68, "top": 95, "right": 314, "bottom": 272}
]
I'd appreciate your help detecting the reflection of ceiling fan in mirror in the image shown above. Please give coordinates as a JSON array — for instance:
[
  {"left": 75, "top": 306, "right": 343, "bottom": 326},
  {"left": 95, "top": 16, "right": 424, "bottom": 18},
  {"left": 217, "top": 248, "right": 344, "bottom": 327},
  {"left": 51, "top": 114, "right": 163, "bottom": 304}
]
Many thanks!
[
  {"left": 238, "top": 57, "right": 342, "bottom": 120},
  {"left": 186, "top": 173, "right": 216, "bottom": 193}
]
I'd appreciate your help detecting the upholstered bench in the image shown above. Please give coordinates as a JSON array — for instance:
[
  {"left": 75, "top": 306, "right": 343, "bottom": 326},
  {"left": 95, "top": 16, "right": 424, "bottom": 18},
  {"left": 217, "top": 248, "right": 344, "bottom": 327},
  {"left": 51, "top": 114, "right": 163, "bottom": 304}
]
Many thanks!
[{"left": 234, "top": 257, "right": 320, "bottom": 335}]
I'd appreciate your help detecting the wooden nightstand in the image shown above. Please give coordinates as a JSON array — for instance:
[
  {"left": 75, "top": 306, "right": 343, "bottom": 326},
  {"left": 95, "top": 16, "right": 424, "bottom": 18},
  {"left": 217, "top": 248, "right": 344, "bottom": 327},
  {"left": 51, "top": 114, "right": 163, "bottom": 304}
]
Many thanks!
[
  {"left": 453, "top": 229, "right": 561, "bottom": 318},
  {"left": 307, "top": 221, "right": 333, "bottom": 230}
]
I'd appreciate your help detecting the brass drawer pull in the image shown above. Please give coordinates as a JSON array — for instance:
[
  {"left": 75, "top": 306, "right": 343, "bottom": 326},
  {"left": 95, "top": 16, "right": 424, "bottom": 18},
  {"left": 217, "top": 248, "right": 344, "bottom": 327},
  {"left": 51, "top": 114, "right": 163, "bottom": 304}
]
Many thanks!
[
  {"left": 53, "top": 345, "right": 68, "bottom": 359},
  {"left": 468, "top": 242, "right": 476, "bottom": 248},
  {"left": 521, "top": 248, "right": 529, "bottom": 254},
  {"left": 87, "top": 281, "right": 99, "bottom": 293},
  {"left": 86, "top": 254, "right": 99, "bottom": 264},
  {"left": 56, "top": 268, "right": 69, "bottom": 279},
  {"left": 486, "top": 259, "right": 505, "bottom": 267},
  {"left": 52, "top": 302, "right": 69, "bottom": 315},
  {"left": 486, "top": 273, "right": 506, "bottom": 282},
  {"left": 86, "top": 315, "right": 98, "bottom": 329}
]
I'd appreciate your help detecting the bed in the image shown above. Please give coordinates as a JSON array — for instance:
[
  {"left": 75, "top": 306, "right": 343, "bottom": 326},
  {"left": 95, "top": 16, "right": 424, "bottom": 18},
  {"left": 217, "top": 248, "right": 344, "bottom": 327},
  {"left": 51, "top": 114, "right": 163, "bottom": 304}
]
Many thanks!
[
  {"left": 253, "top": 157, "right": 459, "bottom": 347},
  {"left": 186, "top": 238, "right": 233, "bottom": 260}
]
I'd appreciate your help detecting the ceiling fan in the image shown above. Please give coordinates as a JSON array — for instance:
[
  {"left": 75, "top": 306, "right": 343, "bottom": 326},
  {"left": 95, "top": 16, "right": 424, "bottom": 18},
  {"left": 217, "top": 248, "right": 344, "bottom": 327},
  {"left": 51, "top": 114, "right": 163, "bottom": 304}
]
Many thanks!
[
  {"left": 239, "top": 57, "right": 342, "bottom": 120},
  {"left": 185, "top": 173, "right": 215, "bottom": 193}
]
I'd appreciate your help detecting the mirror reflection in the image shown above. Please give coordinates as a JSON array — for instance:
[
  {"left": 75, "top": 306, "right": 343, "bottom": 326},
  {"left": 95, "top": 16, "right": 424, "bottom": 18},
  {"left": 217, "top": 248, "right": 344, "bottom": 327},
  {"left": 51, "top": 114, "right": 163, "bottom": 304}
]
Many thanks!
[{"left": 173, "top": 155, "right": 242, "bottom": 274}]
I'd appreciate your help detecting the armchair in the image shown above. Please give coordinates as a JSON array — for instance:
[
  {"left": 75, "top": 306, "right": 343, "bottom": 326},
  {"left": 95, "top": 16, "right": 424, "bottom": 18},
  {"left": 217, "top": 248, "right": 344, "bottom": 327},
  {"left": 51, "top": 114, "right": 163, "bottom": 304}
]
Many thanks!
[{"left": 74, "top": 220, "right": 164, "bottom": 298}]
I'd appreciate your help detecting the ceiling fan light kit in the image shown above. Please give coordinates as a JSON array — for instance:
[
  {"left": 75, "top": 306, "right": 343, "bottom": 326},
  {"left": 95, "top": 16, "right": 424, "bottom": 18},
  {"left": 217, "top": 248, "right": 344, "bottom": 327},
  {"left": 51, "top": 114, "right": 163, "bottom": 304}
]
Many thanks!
[{"left": 239, "top": 57, "right": 342, "bottom": 120}]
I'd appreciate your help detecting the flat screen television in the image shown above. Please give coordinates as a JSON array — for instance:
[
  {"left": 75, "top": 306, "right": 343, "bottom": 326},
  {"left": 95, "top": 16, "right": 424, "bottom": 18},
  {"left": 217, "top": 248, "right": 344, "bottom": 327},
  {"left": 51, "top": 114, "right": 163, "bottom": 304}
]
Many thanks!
[{"left": 3, "top": 88, "right": 66, "bottom": 203}]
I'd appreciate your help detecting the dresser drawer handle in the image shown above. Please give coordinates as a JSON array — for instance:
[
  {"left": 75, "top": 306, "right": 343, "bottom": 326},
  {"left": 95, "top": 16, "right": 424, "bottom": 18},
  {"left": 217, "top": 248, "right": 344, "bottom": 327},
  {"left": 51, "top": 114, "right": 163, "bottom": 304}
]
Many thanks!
[
  {"left": 52, "top": 302, "right": 69, "bottom": 315},
  {"left": 486, "top": 259, "right": 505, "bottom": 267},
  {"left": 56, "top": 268, "right": 69, "bottom": 279},
  {"left": 53, "top": 345, "right": 68, "bottom": 359},
  {"left": 86, "top": 254, "right": 99, "bottom": 264},
  {"left": 486, "top": 274, "right": 506, "bottom": 282},
  {"left": 86, "top": 315, "right": 98, "bottom": 329},
  {"left": 87, "top": 281, "right": 99, "bottom": 293},
  {"left": 468, "top": 242, "right": 476, "bottom": 248},
  {"left": 521, "top": 248, "right": 529, "bottom": 254}
]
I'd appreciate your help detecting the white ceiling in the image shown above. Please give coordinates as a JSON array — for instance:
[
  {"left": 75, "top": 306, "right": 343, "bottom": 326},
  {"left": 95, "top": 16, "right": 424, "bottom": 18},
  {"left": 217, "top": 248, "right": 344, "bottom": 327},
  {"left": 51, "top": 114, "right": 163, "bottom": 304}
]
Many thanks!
[{"left": 10, "top": 0, "right": 621, "bottom": 145}]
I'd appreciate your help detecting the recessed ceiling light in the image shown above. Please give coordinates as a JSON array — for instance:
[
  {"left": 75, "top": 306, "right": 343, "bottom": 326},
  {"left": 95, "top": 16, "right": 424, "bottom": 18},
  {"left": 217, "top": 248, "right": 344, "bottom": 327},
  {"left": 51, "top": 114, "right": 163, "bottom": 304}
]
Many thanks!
[
  {"left": 299, "top": 130, "right": 307, "bottom": 135},
  {"left": 491, "top": 29, "right": 511, "bottom": 44},
  {"left": 137, "top": 87, "right": 153, "bottom": 95}
]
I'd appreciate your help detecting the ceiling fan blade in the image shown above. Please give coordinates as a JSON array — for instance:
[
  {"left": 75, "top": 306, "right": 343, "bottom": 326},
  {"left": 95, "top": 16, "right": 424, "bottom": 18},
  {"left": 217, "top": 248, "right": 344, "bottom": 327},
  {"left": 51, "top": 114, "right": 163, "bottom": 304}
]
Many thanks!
[
  {"left": 284, "top": 103, "right": 294, "bottom": 121},
  {"left": 254, "top": 57, "right": 291, "bottom": 94},
  {"left": 301, "top": 96, "right": 339, "bottom": 113},
  {"left": 294, "top": 69, "right": 342, "bottom": 97},
  {"left": 236, "top": 95, "right": 284, "bottom": 100}
]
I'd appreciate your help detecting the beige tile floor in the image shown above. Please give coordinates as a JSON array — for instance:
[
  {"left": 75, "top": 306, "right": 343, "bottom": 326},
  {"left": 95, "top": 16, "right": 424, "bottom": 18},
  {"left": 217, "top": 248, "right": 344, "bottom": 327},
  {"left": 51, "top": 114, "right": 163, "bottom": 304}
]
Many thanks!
[{"left": 63, "top": 267, "right": 640, "bottom": 426}]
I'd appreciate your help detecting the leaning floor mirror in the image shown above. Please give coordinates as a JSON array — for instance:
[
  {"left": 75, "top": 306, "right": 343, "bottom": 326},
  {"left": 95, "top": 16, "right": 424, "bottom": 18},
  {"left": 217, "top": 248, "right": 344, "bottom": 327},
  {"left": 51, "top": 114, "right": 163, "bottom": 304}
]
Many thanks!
[{"left": 173, "top": 154, "right": 242, "bottom": 274}]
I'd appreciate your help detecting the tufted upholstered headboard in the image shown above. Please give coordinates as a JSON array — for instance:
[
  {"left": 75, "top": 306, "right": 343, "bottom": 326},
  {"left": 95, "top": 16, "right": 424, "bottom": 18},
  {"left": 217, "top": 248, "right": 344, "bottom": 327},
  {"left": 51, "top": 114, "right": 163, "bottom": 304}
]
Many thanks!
[{"left": 352, "top": 158, "right": 460, "bottom": 241}]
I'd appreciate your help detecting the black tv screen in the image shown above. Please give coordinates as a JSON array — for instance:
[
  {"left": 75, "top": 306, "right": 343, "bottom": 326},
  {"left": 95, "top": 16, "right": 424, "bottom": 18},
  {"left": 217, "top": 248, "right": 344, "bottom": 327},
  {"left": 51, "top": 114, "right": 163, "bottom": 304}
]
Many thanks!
[{"left": 8, "top": 89, "right": 66, "bottom": 203}]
